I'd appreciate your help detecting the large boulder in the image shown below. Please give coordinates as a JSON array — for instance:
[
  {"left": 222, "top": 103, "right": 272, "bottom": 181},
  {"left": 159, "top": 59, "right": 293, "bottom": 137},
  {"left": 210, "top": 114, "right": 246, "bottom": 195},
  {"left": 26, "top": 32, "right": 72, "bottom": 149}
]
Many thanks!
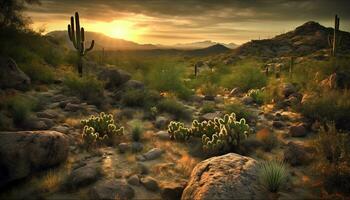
[
  {"left": 88, "top": 179, "right": 135, "bottom": 200},
  {"left": 0, "top": 131, "right": 69, "bottom": 187},
  {"left": 182, "top": 153, "right": 263, "bottom": 200},
  {"left": 0, "top": 57, "right": 30, "bottom": 90},
  {"left": 98, "top": 68, "right": 131, "bottom": 89}
]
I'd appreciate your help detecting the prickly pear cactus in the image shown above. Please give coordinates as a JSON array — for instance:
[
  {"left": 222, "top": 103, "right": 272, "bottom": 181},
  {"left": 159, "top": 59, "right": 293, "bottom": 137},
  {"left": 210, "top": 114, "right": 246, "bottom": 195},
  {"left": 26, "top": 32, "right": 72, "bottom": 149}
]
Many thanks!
[
  {"left": 168, "top": 121, "right": 191, "bottom": 141},
  {"left": 81, "top": 112, "right": 124, "bottom": 147}
]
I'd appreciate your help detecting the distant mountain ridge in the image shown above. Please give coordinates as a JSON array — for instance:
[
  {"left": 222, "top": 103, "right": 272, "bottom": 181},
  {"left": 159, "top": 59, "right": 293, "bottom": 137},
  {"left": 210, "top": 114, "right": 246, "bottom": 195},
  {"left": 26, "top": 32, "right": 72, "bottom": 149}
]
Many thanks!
[{"left": 46, "top": 31, "right": 238, "bottom": 50}]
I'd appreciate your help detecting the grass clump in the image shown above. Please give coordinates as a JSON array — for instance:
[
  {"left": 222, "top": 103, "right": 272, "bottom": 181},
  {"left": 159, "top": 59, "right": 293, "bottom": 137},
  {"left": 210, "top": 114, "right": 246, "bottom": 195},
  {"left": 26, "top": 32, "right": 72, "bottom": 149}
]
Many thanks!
[
  {"left": 63, "top": 74, "right": 104, "bottom": 106},
  {"left": 20, "top": 60, "right": 55, "bottom": 84},
  {"left": 121, "top": 89, "right": 160, "bottom": 108},
  {"left": 247, "top": 89, "right": 265, "bottom": 105},
  {"left": 312, "top": 123, "right": 350, "bottom": 194},
  {"left": 2, "top": 95, "right": 37, "bottom": 125},
  {"left": 200, "top": 102, "right": 216, "bottom": 114},
  {"left": 224, "top": 101, "right": 254, "bottom": 122},
  {"left": 259, "top": 160, "right": 288, "bottom": 193},
  {"left": 157, "top": 98, "right": 191, "bottom": 121},
  {"left": 130, "top": 120, "right": 143, "bottom": 142}
]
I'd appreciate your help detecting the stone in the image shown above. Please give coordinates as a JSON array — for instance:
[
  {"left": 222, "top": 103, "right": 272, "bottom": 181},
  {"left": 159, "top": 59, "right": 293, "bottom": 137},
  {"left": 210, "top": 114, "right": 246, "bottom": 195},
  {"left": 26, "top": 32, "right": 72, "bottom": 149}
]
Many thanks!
[
  {"left": 36, "top": 110, "right": 57, "bottom": 119},
  {"left": 155, "top": 116, "right": 169, "bottom": 129},
  {"left": 118, "top": 143, "right": 130, "bottom": 153},
  {"left": 52, "top": 125, "right": 70, "bottom": 134},
  {"left": 283, "top": 142, "right": 311, "bottom": 166},
  {"left": 154, "top": 131, "right": 170, "bottom": 140},
  {"left": 161, "top": 181, "right": 187, "bottom": 200},
  {"left": 242, "top": 96, "right": 254, "bottom": 105},
  {"left": 200, "top": 111, "right": 221, "bottom": 121},
  {"left": 89, "top": 180, "right": 135, "bottom": 200},
  {"left": 281, "top": 83, "right": 296, "bottom": 98},
  {"left": 142, "top": 148, "right": 164, "bottom": 161},
  {"left": 131, "top": 142, "right": 143, "bottom": 153},
  {"left": 127, "top": 174, "right": 140, "bottom": 186},
  {"left": 65, "top": 164, "right": 101, "bottom": 189},
  {"left": 141, "top": 176, "right": 159, "bottom": 191},
  {"left": 98, "top": 68, "right": 131, "bottom": 89},
  {"left": 22, "top": 117, "right": 48, "bottom": 130},
  {"left": 272, "top": 120, "right": 285, "bottom": 129},
  {"left": 123, "top": 80, "right": 145, "bottom": 90},
  {"left": 0, "top": 56, "right": 30, "bottom": 90},
  {"left": 64, "top": 103, "right": 81, "bottom": 112},
  {"left": 136, "top": 162, "right": 149, "bottom": 175},
  {"left": 0, "top": 131, "right": 68, "bottom": 187},
  {"left": 182, "top": 153, "right": 263, "bottom": 200},
  {"left": 203, "top": 95, "right": 215, "bottom": 101},
  {"left": 289, "top": 125, "right": 307, "bottom": 137},
  {"left": 229, "top": 87, "right": 241, "bottom": 97}
]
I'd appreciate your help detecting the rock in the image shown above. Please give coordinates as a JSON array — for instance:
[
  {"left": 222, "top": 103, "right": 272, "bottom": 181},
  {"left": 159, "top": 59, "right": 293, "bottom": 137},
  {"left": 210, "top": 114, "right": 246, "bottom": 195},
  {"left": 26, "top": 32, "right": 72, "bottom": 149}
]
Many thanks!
[
  {"left": 142, "top": 148, "right": 164, "bottom": 161},
  {"left": 155, "top": 116, "right": 169, "bottom": 129},
  {"left": 242, "top": 96, "right": 254, "bottom": 105},
  {"left": 161, "top": 182, "right": 187, "bottom": 200},
  {"left": 0, "top": 56, "right": 30, "bottom": 90},
  {"left": 22, "top": 117, "right": 48, "bottom": 130},
  {"left": 127, "top": 174, "right": 140, "bottom": 186},
  {"left": 98, "top": 68, "right": 131, "bottom": 89},
  {"left": 283, "top": 142, "right": 311, "bottom": 166},
  {"left": 89, "top": 180, "right": 135, "bottom": 200},
  {"left": 118, "top": 143, "right": 130, "bottom": 153},
  {"left": 131, "top": 142, "right": 143, "bottom": 153},
  {"left": 64, "top": 103, "right": 81, "bottom": 112},
  {"left": 229, "top": 87, "right": 241, "bottom": 97},
  {"left": 123, "top": 80, "right": 145, "bottom": 90},
  {"left": 0, "top": 131, "right": 68, "bottom": 187},
  {"left": 52, "top": 125, "right": 70, "bottom": 134},
  {"left": 289, "top": 125, "right": 307, "bottom": 137},
  {"left": 154, "top": 131, "right": 170, "bottom": 140},
  {"left": 182, "top": 153, "right": 263, "bottom": 200},
  {"left": 141, "top": 176, "right": 159, "bottom": 191},
  {"left": 65, "top": 164, "right": 101, "bottom": 189},
  {"left": 200, "top": 111, "right": 221, "bottom": 121},
  {"left": 136, "top": 162, "right": 149, "bottom": 175},
  {"left": 272, "top": 120, "right": 285, "bottom": 129},
  {"left": 203, "top": 95, "right": 215, "bottom": 101},
  {"left": 191, "top": 95, "right": 204, "bottom": 102},
  {"left": 36, "top": 110, "right": 57, "bottom": 119},
  {"left": 281, "top": 83, "right": 296, "bottom": 97},
  {"left": 214, "top": 96, "right": 224, "bottom": 104}
]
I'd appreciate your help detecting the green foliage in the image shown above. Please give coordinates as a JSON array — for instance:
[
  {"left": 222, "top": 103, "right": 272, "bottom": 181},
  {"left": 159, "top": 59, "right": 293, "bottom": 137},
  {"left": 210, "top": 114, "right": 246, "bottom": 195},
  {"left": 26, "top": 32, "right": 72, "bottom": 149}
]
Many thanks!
[
  {"left": 259, "top": 160, "right": 288, "bottom": 193},
  {"left": 81, "top": 112, "right": 124, "bottom": 148},
  {"left": 200, "top": 102, "right": 215, "bottom": 114},
  {"left": 247, "top": 89, "right": 265, "bottom": 105},
  {"left": 312, "top": 123, "right": 350, "bottom": 194},
  {"left": 168, "top": 113, "right": 250, "bottom": 154},
  {"left": 63, "top": 74, "right": 104, "bottom": 106},
  {"left": 200, "top": 83, "right": 218, "bottom": 97},
  {"left": 221, "top": 59, "right": 266, "bottom": 92},
  {"left": 157, "top": 98, "right": 191, "bottom": 121},
  {"left": 20, "top": 60, "right": 55, "bottom": 84},
  {"left": 3, "top": 95, "right": 37, "bottom": 125},
  {"left": 224, "top": 101, "right": 254, "bottom": 122},
  {"left": 121, "top": 89, "right": 160, "bottom": 108},
  {"left": 299, "top": 90, "right": 350, "bottom": 130},
  {"left": 131, "top": 121, "right": 143, "bottom": 142}
]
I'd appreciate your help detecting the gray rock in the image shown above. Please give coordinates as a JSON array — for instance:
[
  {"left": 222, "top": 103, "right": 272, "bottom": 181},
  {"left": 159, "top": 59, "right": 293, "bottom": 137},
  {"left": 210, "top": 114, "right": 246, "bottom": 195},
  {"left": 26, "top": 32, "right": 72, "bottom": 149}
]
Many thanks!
[
  {"left": 289, "top": 125, "right": 307, "bottom": 137},
  {"left": 161, "top": 181, "right": 187, "bottom": 200},
  {"left": 66, "top": 164, "right": 101, "bottom": 189},
  {"left": 98, "top": 68, "right": 131, "bottom": 89},
  {"left": 284, "top": 142, "right": 312, "bottom": 166},
  {"left": 64, "top": 103, "right": 82, "bottom": 112},
  {"left": 200, "top": 111, "right": 221, "bottom": 121},
  {"left": 127, "top": 174, "right": 140, "bottom": 186},
  {"left": 155, "top": 116, "right": 169, "bottom": 129},
  {"left": 89, "top": 180, "right": 135, "bottom": 200},
  {"left": 23, "top": 117, "right": 48, "bottom": 130},
  {"left": 118, "top": 143, "right": 130, "bottom": 153},
  {"left": 52, "top": 125, "right": 70, "bottom": 134},
  {"left": 0, "top": 56, "right": 30, "bottom": 90},
  {"left": 154, "top": 131, "right": 170, "bottom": 140},
  {"left": 142, "top": 148, "right": 164, "bottom": 161},
  {"left": 141, "top": 176, "right": 159, "bottom": 191},
  {"left": 229, "top": 87, "right": 241, "bottom": 97},
  {"left": 131, "top": 142, "right": 143, "bottom": 153},
  {"left": 0, "top": 131, "right": 68, "bottom": 187},
  {"left": 242, "top": 96, "right": 254, "bottom": 105},
  {"left": 281, "top": 83, "right": 296, "bottom": 98},
  {"left": 182, "top": 153, "right": 263, "bottom": 200},
  {"left": 36, "top": 110, "right": 57, "bottom": 119}
]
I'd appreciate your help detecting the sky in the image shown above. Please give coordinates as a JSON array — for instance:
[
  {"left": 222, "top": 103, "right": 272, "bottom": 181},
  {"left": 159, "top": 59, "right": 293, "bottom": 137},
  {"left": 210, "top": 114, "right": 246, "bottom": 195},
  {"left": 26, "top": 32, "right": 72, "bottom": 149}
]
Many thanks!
[{"left": 26, "top": 0, "right": 350, "bottom": 45}]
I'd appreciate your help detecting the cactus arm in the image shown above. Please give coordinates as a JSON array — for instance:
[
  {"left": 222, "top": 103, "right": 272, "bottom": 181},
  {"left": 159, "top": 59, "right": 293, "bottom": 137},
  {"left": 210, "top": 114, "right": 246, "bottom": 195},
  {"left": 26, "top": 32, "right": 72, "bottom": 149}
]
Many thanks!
[
  {"left": 70, "top": 16, "right": 77, "bottom": 48},
  {"left": 86, "top": 40, "right": 95, "bottom": 52},
  {"left": 75, "top": 12, "right": 81, "bottom": 51}
]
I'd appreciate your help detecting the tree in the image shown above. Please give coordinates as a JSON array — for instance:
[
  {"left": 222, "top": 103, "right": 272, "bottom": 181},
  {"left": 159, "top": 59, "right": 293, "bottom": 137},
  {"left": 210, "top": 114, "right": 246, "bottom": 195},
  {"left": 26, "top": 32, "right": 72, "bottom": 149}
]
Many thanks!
[{"left": 0, "top": 0, "right": 40, "bottom": 29}]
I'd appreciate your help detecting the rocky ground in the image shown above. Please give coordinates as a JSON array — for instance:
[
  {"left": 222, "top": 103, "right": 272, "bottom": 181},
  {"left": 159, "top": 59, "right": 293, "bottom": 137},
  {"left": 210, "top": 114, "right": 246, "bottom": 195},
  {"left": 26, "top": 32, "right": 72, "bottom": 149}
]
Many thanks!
[{"left": 0, "top": 75, "right": 323, "bottom": 200}]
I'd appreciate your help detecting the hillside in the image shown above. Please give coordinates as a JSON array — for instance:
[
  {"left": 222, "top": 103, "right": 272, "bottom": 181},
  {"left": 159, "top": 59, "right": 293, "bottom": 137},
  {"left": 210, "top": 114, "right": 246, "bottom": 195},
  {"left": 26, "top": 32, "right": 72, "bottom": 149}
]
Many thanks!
[
  {"left": 185, "top": 44, "right": 231, "bottom": 56},
  {"left": 228, "top": 21, "right": 350, "bottom": 59}
]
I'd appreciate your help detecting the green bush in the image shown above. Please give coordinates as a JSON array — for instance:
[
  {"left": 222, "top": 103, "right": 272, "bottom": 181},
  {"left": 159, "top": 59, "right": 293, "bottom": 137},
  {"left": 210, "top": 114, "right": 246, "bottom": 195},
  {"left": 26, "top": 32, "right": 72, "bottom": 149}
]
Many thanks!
[
  {"left": 221, "top": 60, "right": 266, "bottom": 92},
  {"left": 63, "top": 74, "right": 104, "bottom": 106},
  {"left": 300, "top": 90, "right": 350, "bottom": 130},
  {"left": 3, "top": 95, "right": 37, "bottom": 125},
  {"left": 247, "top": 89, "right": 265, "bottom": 105},
  {"left": 81, "top": 112, "right": 124, "bottom": 148},
  {"left": 131, "top": 121, "right": 143, "bottom": 142},
  {"left": 20, "top": 60, "right": 55, "bottom": 84},
  {"left": 200, "top": 102, "right": 216, "bottom": 114},
  {"left": 224, "top": 101, "right": 254, "bottom": 122},
  {"left": 121, "top": 89, "right": 160, "bottom": 108},
  {"left": 312, "top": 123, "right": 350, "bottom": 194},
  {"left": 259, "top": 160, "right": 288, "bottom": 193},
  {"left": 157, "top": 98, "right": 191, "bottom": 121}
]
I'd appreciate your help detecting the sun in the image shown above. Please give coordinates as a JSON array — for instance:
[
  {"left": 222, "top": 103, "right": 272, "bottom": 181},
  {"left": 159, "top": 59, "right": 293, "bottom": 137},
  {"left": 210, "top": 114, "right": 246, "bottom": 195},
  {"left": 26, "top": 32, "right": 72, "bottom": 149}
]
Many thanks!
[{"left": 88, "top": 20, "right": 140, "bottom": 41}]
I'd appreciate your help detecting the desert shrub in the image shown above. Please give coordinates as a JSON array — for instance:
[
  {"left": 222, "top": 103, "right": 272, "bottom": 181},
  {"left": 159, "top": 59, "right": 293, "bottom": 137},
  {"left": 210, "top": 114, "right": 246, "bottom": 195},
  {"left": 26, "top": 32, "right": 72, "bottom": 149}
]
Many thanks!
[
  {"left": 157, "top": 98, "right": 191, "bottom": 120},
  {"left": 3, "top": 95, "right": 37, "bottom": 125},
  {"left": 256, "top": 128, "right": 278, "bottom": 151},
  {"left": 122, "top": 89, "right": 161, "bottom": 108},
  {"left": 81, "top": 112, "right": 124, "bottom": 149},
  {"left": 312, "top": 123, "right": 350, "bottom": 194},
  {"left": 221, "top": 60, "right": 266, "bottom": 92},
  {"left": 63, "top": 74, "right": 104, "bottom": 106},
  {"left": 200, "top": 83, "right": 218, "bottom": 97},
  {"left": 262, "top": 78, "right": 284, "bottom": 104},
  {"left": 168, "top": 113, "right": 250, "bottom": 154},
  {"left": 130, "top": 121, "right": 143, "bottom": 142},
  {"left": 224, "top": 101, "right": 254, "bottom": 122},
  {"left": 299, "top": 90, "right": 350, "bottom": 130},
  {"left": 247, "top": 89, "right": 265, "bottom": 105},
  {"left": 200, "top": 102, "right": 216, "bottom": 114},
  {"left": 259, "top": 160, "right": 288, "bottom": 193},
  {"left": 20, "top": 60, "right": 55, "bottom": 84}
]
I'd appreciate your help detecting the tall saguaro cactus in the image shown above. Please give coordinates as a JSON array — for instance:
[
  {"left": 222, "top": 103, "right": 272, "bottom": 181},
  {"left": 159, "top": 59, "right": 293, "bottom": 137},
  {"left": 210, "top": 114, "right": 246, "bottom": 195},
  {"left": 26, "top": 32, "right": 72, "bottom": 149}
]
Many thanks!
[
  {"left": 68, "top": 12, "right": 95, "bottom": 77},
  {"left": 328, "top": 15, "right": 341, "bottom": 57}
]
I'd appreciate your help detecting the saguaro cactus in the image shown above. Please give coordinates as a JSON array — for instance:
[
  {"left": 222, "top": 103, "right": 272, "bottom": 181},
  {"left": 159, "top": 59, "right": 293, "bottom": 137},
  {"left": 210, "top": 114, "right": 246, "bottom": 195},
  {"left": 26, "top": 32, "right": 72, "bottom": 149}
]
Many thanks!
[
  {"left": 328, "top": 15, "right": 341, "bottom": 57},
  {"left": 68, "top": 12, "right": 95, "bottom": 77}
]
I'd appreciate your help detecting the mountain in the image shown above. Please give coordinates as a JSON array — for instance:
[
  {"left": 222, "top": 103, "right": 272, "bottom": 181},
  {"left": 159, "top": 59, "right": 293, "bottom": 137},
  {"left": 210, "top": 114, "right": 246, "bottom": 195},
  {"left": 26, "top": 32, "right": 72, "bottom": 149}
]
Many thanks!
[
  {"left": 171, "top": 40, "right": 238, "bottom": 49},
  {"left": 47, "top": 31, "right": 158, "bottom": 50},
  {"left": 186, "top": 44, "right": 231, "bottom": 56},
  {"left": 227, "top": 21, "right": 350, "bottom": 59}
]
